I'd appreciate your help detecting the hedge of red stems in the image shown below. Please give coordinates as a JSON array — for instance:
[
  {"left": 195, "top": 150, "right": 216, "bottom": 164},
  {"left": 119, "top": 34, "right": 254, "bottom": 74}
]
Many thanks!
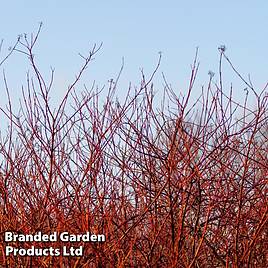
[{"left": 0, "top": 27, "right": 267, "bottom": 267}]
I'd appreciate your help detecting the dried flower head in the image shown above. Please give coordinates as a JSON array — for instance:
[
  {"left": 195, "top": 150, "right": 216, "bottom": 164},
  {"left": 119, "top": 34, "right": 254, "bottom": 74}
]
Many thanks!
[
  {"left": 208, "top": 70, "right": 215, "bottom": 78},
  {"left": 218, "top": 45, "right": 226, "bottom": 53}
]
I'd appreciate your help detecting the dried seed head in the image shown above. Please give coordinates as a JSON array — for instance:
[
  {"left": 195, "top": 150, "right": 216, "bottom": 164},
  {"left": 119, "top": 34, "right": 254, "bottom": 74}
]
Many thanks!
[{"left": 218, "top": 45, "right": 226, "bottom": 52}]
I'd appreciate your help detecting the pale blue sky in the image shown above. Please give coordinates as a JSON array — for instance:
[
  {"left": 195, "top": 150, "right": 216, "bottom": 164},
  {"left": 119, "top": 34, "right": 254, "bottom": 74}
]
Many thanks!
[{"left": 0, "top": 1, "right": 268, "bottom": 110}]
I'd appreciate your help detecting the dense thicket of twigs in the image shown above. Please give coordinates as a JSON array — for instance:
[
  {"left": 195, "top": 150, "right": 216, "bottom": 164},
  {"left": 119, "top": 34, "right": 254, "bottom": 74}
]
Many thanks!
[{"left": 0, "top": 27, "right": 267, "bottom": 267}]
